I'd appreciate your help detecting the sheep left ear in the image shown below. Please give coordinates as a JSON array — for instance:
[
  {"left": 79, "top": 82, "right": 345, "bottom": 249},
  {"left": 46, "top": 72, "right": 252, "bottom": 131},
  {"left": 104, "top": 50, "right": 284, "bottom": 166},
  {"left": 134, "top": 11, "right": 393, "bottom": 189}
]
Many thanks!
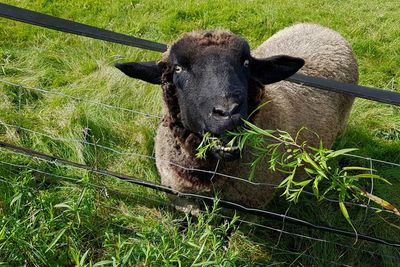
[
  {"left": 250, "top": 55, "right": 305, "bottom": 84},
  {"left": 115, "top": 61, "right": 163, "bottom": 84}
]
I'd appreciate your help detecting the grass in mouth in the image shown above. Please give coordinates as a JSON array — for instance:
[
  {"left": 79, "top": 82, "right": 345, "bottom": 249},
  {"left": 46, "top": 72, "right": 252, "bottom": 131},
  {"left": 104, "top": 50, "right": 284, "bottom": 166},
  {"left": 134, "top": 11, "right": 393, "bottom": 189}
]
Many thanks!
[{"left": 195, "top": 132, "right": 221, "bottom": 160}]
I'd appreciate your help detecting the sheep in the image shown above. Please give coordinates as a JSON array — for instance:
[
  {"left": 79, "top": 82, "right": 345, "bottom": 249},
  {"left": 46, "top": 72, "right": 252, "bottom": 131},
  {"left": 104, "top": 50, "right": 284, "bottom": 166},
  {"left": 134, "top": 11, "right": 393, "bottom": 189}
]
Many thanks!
[{"left": 115, "top": 23, "right": 358, "bottom": 212}]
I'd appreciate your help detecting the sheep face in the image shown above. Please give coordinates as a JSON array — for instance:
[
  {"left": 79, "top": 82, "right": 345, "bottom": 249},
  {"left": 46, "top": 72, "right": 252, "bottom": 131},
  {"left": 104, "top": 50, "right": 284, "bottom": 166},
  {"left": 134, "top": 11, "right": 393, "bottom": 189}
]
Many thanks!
[
  {"left": 115, "top": 30, "right": 304, "bottom": 160},
  {"left": 169, "top": 40, "right": 250, "bottom": 136}
]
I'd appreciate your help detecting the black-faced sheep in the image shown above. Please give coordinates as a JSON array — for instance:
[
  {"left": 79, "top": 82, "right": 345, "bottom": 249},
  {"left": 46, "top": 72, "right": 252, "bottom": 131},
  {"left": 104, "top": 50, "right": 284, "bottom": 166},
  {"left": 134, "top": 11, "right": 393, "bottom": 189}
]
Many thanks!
[{"left": 116, "top": 23, "right": 358, "bottom": 212}]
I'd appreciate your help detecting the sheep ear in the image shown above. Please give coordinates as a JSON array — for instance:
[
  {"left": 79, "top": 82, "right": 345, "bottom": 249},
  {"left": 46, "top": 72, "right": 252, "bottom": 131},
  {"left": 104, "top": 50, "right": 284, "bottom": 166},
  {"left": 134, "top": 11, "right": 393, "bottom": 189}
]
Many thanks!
[
  {"left": 114, "top": 61, "right": 163, "bottom": 84},
  {"left": 250, "top": 55, "right": 305, "bottom": 84}
]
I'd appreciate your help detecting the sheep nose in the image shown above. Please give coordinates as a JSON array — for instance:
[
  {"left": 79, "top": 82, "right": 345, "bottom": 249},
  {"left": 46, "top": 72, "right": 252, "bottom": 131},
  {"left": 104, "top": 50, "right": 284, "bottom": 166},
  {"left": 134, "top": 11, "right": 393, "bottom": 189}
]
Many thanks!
[{"left": 212, "top": 102, "right": 240, "bottom": 118}]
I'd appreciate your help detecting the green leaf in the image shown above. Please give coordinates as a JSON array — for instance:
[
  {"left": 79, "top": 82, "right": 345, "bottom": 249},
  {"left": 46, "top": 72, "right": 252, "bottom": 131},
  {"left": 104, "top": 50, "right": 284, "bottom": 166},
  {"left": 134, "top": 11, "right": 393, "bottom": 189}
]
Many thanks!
[
  {"left": 339, "top": 200, "right": 358, "bottom": 242},
  {"left": 187, "top": 241, "right": 200, "bottom": 249},
  {"left": 352, "top": 174, "right": 391, "bottom": 184},
  {"left": 312, "top": 175, "right": 325, "bottom": 199},
  {"left": 191, "top": 240, "right": 207, "bottom": 266},
  {"left": 342, "top": 166, "right": 374, "bottom": 171},
  {"left": 54, "top": 203, "right": 73, "bottom": 210},
  {"left": 304, "top": 167, "right": 317, "bottom": 175},
  {"left": 80, "top": 249, "right": 90, "bottom": 266},
  {"left": 10, "top": 193, "right": 22, "bottom": 207},
  {"left": 45, "top": 228, "right": 67, "bottom": 253},
  {"left": 301, "top": 153, "right": 320, "bottom": 171},
  {"left": 0, "top": 223, "right": 7, "bottom": 241},
  {"left": 243, "top": 120, "right": 275, "bottom": 137},
  {"left": 278, "top": 173, "right": 295, "bottom": 188},
  {"left": 93, "top": 260, "right": 114, "bottom": 266},
  {"left": 327, "top": 148, "right": 358, "bottom": 158},
  {"left": 292, "top": 179, "right": 312, "bottom": 187}
]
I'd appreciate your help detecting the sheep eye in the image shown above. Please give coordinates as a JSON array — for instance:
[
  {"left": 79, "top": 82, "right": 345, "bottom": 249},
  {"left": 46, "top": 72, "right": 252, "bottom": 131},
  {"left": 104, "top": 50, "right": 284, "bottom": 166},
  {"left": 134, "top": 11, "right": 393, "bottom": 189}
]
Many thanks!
[
  {"left": 243, "top": 59, "right": 250, "bottom": 68},
  {"left": 174, "top": 65, "right": 183, "bottom": 73}
]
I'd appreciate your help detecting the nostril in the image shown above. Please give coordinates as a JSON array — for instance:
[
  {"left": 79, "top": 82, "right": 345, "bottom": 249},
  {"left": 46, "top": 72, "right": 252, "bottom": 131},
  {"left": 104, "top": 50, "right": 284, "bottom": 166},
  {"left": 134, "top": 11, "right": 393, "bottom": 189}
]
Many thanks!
[
  {"left": 212, "top": 106, "right": 228, "bottom": 117},
  {"left": 212, "top": 103, "right": 241, "bottom": 118},
  {"left": 229, "top": 103, "right": 240, "bottom": 114}
]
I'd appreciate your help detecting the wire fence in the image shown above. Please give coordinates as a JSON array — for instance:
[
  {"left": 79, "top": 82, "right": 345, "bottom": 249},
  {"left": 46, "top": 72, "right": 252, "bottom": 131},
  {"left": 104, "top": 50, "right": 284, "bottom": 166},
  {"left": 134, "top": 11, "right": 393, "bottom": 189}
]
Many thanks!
[
  {"left": 0, "top": 79, "right": 397, "bottom": 211},
  {"left": 0, "top": 158, "right": 397, "bottom": 261},
  {"left": 1, "top": 136, "right": 400, "bottom": 246},
  {"left": 1, "top": 79, "right": 399, "bottom": 216},
  {"left": 2, "top": 137, "right": 400, "bottom": 248},
  {"left": 0, "top": 118, "right": 395, "bottom": 215},
  {"left": 1, "top": 74, "right": 400, "bottom": 264},
  {"left": 0, "top": 157, "right": 398, "bottom": 265},
  {"left": 0, "top": 79, "right": 162, "bottom": 119}
]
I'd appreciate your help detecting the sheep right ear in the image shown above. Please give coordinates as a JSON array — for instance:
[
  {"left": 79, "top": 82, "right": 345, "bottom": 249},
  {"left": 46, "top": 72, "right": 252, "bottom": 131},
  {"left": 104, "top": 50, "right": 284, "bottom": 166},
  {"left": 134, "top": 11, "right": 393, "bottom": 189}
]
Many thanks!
[
  {"left": 250, "top": 55, "right": 305, "bottom": 84},
  {"left": 114, "top": 61, "right": 163, "bottom": 84}
]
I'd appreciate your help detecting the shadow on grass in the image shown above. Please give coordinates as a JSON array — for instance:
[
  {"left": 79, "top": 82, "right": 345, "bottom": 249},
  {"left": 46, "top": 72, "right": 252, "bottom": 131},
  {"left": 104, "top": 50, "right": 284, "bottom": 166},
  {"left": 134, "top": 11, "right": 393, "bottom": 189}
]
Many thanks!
[{"left": 335, "top": 125, "right": 400, "bottom": 204}]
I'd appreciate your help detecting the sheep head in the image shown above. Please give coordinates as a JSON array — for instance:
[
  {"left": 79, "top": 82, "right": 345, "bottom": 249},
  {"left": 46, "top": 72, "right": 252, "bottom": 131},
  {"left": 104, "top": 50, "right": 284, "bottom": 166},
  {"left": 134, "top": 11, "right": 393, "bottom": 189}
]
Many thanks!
[{"left": 116, "top": 30, "right": 304, "bottom": 161}]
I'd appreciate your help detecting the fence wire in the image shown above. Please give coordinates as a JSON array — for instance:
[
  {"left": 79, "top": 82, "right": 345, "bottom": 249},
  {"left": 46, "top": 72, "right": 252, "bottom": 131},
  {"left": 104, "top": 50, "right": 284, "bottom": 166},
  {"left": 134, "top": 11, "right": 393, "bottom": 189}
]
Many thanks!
[
  {"left": 0, "top": 175, "right": 352, "bottom": 266},
  {"left": 0, "top": 159, "right": 399, "bottom": 265},
  {"left": 0, "top": 160, "right": 166, "bottom": 207},
  {"left": 1, "top": 144, "right": 400, "bottom": 250},
  {"left": 0, "top": 174, "right": 397, "bottom": 266},
  {"left": 0, "top": 79, "right": 162, "bottom": 119},
  {"left": 0, "top": 119, "right": 395, "bottom": 215},
  {"left": 1, "top": 79, "right": 400, "bottom": 261},
  {"left": 1, "top": 78, "right": 398, "bottom": 165}
]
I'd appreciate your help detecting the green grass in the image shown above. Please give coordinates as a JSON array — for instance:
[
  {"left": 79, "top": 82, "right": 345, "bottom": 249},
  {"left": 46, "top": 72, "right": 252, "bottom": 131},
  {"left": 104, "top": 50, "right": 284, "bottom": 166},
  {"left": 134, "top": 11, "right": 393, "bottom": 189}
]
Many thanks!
[{"left": 0, "top": 0, "right": 399, "bottom": 266}]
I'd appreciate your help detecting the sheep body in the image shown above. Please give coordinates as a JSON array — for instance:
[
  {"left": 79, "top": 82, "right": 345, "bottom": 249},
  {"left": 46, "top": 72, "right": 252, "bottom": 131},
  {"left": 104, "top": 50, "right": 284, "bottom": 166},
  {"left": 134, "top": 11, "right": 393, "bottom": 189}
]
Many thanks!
[{"left": 155, "top": 23, "right": 358, "bottom": 212}]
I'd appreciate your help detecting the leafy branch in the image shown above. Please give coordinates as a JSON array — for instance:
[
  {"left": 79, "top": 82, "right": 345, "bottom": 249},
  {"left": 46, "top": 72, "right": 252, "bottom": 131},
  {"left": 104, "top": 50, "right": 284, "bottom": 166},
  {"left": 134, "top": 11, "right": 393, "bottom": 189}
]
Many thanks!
[{"left": 196, "top": 119, "right": 399, "bottom": 233}]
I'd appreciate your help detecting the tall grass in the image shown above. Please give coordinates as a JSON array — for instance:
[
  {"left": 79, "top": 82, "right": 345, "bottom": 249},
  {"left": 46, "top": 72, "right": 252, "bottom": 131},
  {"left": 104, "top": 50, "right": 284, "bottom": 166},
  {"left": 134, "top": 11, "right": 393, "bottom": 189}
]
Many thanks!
[{"left": 1, "top": 0, "right": 399, "bottom": 265}]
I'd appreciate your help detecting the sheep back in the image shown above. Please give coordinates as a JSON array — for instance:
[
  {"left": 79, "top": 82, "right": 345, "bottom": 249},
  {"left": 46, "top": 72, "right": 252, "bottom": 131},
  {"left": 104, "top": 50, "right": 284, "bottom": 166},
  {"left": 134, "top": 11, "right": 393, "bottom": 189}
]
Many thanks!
[{"left": 253, "top": 23, "right": 357, "bottom": 148}]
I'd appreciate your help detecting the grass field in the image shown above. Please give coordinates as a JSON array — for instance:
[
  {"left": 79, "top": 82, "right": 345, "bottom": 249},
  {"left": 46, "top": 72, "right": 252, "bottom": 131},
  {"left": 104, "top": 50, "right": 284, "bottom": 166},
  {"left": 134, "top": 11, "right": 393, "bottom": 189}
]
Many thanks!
[{"left": 0, "top": 0, "right": 399, "bottom": 266}]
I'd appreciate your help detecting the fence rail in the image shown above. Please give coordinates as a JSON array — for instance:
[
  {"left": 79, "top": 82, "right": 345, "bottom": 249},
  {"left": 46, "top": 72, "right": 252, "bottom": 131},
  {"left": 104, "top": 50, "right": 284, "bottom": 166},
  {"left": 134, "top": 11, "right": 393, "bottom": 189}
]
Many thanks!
[
  {"left": 0, "top": 3, "right": 167, "bottom": 52},
  {"left": 1, "top": 3, "right": 399, "bottom": 105}
]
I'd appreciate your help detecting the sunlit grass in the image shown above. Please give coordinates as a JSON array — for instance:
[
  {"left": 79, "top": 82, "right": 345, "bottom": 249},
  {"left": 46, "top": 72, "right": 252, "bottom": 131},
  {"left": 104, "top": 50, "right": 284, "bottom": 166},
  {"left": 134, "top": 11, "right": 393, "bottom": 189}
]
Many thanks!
[{"left": 0, "top": 0, "right": 399, "bottom": 265}]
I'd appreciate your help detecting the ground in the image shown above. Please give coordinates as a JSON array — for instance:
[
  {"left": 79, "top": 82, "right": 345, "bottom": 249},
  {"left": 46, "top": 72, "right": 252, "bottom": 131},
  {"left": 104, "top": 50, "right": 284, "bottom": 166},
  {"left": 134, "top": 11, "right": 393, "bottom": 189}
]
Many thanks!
[{"left": 0, "top": 0, "right": 399, "bottom": 266}]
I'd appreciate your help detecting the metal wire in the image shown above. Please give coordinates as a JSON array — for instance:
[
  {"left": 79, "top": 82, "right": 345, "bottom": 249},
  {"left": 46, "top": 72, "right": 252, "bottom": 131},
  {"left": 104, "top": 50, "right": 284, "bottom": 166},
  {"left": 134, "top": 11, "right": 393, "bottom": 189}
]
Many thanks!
[
  {"left": 253, "top": 242, "right": 353, "bottom": 267},
  {"left": 110, "top": 215, "right": 354, "bottom": 266},
  {"left": 1, "top": 76, "right": 399, "bottom": 248},
  {"left": 0, "top": 169, "right": 396, "bottom": 264},
  {"left": 0, "top": 120, "right": 277, "bottom": 186},
  {"left": 0, "top": 120, "right": 395, "bottom": 215},
  {"left": 1, "top": 143, "right": 399, "bottom": 248},
  {"left": 0, "top": 79, "right": 162, "bottom": 119},
  {"left": 1, "top": 79, "right": 398, "bottom": 167},
  {"left": 1, "top": 8, "right": 399, "bottom": 263},
  {"left": 102, "top": 206, "right": 355, "bottom": 266},
  {"left": 220, "top": 215, "right": 400, "bottom": 261},
  {"left": 344, "top": 153, "right": 400, "bottom": 168},
  {"left": 1, "top": 159, "right": 399, "bottom": 262},
  {"left": 0, "top": 160, "right": 166, "bottom": 206},
  {"left": 96, "top": 194, "right": 400, "bottom": 263}
]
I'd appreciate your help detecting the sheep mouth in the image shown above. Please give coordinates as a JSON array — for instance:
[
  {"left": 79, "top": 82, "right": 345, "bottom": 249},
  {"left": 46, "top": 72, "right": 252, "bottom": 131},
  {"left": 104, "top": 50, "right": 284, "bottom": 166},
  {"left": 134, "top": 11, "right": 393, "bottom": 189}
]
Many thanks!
[
  {"left": 199, "top": 136, "right": 240, "bottom": 161},
  {"left": 196, "top": 131, "right": 242, "bottom": 161},
  {"left": 207, "top": 138, "right": 241, "bottom": 161}
]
